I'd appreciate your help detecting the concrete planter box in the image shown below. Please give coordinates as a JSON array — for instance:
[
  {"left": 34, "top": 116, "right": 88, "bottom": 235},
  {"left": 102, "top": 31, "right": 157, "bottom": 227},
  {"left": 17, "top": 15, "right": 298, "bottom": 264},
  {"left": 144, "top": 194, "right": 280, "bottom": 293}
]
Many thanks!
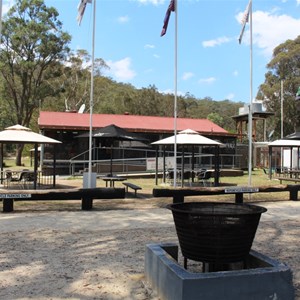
[{"left": 145, "top": 243, "right": 295, "bottom": 300}]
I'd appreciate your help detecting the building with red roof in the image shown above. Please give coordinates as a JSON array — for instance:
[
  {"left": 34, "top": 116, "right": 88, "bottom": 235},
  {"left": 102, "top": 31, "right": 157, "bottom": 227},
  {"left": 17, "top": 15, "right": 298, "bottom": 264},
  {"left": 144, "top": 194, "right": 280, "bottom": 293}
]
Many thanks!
[
  {"left": 39, "top": 111, "right": 230, "bottom": 135},
  {"left": 38, "top": 111, "right": 238, "bottom": 175}
]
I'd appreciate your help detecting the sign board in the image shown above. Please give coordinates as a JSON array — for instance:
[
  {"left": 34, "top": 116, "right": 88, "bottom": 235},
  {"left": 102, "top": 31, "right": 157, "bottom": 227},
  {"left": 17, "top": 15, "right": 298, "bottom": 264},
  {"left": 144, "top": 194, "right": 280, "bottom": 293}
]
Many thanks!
[
  {"left": 0, "top": 194, "right": 32, "bottom": 199},
  {"left": 146, "top": 157, "right": 175, "bottom": 171},
  {"left": 225, "top": 187, "right": 259, "bottom": 194}
]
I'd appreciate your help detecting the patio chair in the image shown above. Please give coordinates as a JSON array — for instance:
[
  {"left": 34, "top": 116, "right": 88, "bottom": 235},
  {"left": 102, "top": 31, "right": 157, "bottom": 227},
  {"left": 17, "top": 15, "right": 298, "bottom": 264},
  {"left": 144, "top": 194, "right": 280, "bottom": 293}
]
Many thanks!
[
  {"left": 4, "top": 170, "right": 21, "bottom": 188},
  {"left": 166, "top": 169, "right": 181, "bottom": 184},
  {"left": 20, "top": 171, "right": 36, "bottom": 189},
  {"left": 5, "top": 171, "right": 31, "bottom": 189},
  {"left": 197, "top": 169, "right": 212, "bottom": 186}
]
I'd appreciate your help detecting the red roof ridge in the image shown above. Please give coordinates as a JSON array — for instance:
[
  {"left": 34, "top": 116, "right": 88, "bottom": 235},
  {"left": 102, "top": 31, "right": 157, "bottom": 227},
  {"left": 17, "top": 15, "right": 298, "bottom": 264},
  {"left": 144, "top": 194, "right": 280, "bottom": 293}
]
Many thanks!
[{"left": 39, "top": 111, "right": 228, "bottom": 134}]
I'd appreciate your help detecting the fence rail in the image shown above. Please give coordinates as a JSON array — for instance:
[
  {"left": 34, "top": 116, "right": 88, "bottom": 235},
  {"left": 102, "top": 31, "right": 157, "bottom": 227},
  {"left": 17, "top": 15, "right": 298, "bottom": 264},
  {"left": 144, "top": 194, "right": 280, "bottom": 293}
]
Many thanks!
[{"left": 66, "top": 147, "right": 243, "bottom": 176}]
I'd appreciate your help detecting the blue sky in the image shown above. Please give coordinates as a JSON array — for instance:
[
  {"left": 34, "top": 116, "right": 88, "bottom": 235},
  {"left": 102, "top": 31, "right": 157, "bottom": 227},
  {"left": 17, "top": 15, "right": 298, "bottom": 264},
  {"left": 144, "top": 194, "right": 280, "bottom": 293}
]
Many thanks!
[{"left": 3, "top": 0, "right": 300, "bottom": 103}]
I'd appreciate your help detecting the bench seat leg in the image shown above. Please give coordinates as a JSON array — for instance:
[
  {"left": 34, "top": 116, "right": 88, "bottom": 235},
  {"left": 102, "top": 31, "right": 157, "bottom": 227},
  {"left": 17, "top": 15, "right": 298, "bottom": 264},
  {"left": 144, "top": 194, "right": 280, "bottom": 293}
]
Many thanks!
[
  {"left": 235, "top": 193, "right": 244, "bottom": 204},
  {"left": 82, "top": 196, "right": 93, "bottom": 210},
  {"left": 3, "top": 198, "right": 14, "bottom": 213}
]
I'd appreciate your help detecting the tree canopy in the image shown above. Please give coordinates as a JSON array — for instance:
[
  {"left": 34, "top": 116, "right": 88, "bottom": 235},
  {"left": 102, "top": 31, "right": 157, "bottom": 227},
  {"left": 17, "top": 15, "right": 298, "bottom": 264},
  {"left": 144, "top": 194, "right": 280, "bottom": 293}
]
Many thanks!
[
  {"left": 0, "top": 0, "right": 71, "bottom": 164},
  {"left": 0, "top": 0, "right": 71, "bottom": 127},
  {"left": 258, "top": 35, "right": 300, "bottom": 138}
]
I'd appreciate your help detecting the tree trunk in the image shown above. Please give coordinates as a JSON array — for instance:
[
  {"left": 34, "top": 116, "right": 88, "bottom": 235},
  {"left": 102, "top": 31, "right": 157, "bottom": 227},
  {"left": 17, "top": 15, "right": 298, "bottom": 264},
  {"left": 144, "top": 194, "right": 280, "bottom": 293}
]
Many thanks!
[{"left": 15, "top": 144, "right": 24, "bottom": 166}]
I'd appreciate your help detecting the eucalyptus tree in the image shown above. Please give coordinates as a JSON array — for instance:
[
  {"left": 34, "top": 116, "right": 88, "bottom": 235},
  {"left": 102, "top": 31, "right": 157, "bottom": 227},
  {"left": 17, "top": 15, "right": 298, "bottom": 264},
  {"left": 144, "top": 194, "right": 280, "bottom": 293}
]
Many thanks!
[
  {"left": 0, "top": 0, "right": 71, "bottom": 164},
  {"left": 257, "top": 36, "right": 300, "bottom": 137},
  {"left": 55, "top": 49, "right": 108, "bottom": 113}
]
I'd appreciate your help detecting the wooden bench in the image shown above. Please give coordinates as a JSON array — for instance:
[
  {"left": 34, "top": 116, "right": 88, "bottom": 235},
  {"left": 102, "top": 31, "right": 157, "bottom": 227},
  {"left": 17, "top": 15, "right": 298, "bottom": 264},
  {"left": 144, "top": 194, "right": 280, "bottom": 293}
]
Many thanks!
[
  {"left": 274, "top": 177, "right": 300, "bottom": 184},
  {"left": 153, "top": 184, "right": 300, "bottom": 204},
  {"left": 123, "top": 182, "right": 142, "bottom": 197},
  {"left": 0, "top": 187, "right": 125, "bottom": 213}
]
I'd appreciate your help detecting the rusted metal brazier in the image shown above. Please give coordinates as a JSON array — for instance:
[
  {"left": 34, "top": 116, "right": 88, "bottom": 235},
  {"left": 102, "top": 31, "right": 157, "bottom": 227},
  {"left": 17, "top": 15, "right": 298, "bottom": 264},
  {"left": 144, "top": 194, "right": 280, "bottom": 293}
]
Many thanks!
[{"left": 167, "top": 202, "right": 267, "bottom": 268}]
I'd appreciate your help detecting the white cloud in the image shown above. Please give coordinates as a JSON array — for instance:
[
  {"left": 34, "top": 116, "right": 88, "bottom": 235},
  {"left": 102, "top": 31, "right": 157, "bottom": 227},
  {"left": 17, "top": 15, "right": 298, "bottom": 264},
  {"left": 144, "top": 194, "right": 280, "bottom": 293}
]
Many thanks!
[
  {"left": 153, "top": 54, "right": 160, "bottom": 58},
  {"left": 105, "top": 57, "right": 136, "bottom": 81},
  {"left": 226, "top": 93, "right": 235, "bottom": 100},
  {"left": 182, "top": 72, "right": 194, "bottom": 81},
  {"left": 144, "top": 44, "right": 155, "bottom": 49},
  {"left": 297, "top": 0, "right": 300, "bottom": 5},
  {"left": 198, "top": 77, "right": 216, "bottom": 84},
  {"left": 117, "top": 15, "right": 129, "bottom": 23},
  {"left": 236, "top": 10, "right": 300, "bottom": 58},
  {"left": 135, "top": 0, "right": 165, "bottom": 5},
  {"left": 233, "top": 70, "right": 238, "bottom": 77},
  {"left": 202, "top": 36, "right": 231, "bottom": 48},
  {"left": 159, "top": 88, "right": 185, "bottom": 96}
]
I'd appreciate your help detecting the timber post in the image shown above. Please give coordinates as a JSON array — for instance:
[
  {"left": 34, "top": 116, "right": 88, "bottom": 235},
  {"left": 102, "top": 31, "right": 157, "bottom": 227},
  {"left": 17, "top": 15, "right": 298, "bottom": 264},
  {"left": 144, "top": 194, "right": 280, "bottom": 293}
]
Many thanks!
[{"left": 3, "top": 198, "right": 13, "bottom": 213}]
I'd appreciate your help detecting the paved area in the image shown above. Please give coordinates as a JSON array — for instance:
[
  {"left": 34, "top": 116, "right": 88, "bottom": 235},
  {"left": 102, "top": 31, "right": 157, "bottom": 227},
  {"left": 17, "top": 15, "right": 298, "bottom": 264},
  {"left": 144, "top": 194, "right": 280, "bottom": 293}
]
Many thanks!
[{"left": 1, "top": 201, "right": 299, "bottom": 232}]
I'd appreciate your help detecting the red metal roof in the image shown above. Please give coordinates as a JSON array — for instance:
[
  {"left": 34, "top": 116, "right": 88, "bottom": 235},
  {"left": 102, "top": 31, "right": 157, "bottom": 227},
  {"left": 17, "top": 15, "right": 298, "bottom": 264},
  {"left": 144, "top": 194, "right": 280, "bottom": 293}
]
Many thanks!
[{"left": 38, "top": 111, "right": 228, "bottom": 135}]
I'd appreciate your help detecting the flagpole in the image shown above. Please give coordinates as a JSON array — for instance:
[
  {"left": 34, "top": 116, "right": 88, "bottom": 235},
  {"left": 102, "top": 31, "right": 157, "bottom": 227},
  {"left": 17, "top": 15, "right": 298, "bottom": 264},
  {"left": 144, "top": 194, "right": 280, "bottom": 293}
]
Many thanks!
[
  {"left": 248, "top": 0, "right": 253, "bottom": 186},
  {"left": 88, "top": 0, "right": 96, "bottom": 188},
  {"left": 173, "top": 0, "right": 178, "bottom": 187}
]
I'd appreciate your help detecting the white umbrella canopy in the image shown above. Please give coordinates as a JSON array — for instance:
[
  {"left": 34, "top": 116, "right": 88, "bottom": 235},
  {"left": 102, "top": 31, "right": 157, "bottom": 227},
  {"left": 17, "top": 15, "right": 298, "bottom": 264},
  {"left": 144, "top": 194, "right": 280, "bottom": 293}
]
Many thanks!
[
  {"left": 152, "top": 128, "right": 223, "bottom": 146},
  {"left": 0, "top": 125, "right": 61, "bottom": 189},
  {"left": 152, "top": 129, "right": 222, "bottom": 187},
  {"left": 268, "top": 139, "right": 300, "bottom": 147},
  {"left": 0, "top": 125, "right": 61, "bottom": 144}
]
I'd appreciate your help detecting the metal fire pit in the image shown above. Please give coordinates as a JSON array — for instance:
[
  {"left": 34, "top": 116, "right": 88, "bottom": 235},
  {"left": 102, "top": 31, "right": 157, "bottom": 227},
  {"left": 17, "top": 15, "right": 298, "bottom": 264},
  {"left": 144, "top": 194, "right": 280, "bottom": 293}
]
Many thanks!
[{"left": 167, "top": 202, "right": 267, "bottom": 267}]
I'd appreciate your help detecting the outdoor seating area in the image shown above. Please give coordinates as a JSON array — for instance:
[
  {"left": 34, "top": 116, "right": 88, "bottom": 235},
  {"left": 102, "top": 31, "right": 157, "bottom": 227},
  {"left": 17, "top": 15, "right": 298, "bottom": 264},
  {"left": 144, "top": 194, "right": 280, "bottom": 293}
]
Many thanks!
[
  {"left": 273, "top": 167, "right": 300, "bottom": 184},
  {"left": 1, "top": 169, "right": 54, "bottom": 190},
  {"left": 165, "top": 168, "right": 213, "bottom": 186},
  {"left": 3, "top": 169, "right": 36, "bottom": 189},
  {"left": 100, "top": 175, "right": 128, "bottom": 188}
]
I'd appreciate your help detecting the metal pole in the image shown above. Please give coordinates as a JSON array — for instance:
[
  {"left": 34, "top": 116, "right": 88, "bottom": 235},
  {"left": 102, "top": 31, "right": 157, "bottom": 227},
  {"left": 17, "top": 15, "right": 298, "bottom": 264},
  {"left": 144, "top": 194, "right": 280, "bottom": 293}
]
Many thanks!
[
  {"left": 281, "top": 80, "right": 284, "bottom": 170},
  {"left": 88, "top": 0, "right": 96, "bottom": 188},
  {"left": 173, "top": 0, "right": 178, "bottom": 187},
  {"left": 281, "top": 80, "right": 283, "bottom": 139},
  {"left": 248, "top": 0, "right": 253, "bottom": 186}
]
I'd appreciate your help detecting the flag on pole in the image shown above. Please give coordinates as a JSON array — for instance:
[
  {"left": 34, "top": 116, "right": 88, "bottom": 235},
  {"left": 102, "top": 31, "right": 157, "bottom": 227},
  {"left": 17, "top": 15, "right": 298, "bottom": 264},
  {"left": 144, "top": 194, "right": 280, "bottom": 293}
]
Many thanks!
[
  {"left": 238, "top": 0, "right": 251, "bottom": 44},
  {"left": 160, "top": 0, "right": 175, "bottom": 37},
  {"left": 77, "top": 0, "right": 92, "bottom": 25}
]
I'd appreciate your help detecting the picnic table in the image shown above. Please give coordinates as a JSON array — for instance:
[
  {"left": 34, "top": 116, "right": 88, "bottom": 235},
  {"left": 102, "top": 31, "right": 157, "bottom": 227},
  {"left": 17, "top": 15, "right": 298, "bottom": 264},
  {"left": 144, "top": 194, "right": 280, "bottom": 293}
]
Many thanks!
[{"left": 101, "top": 176, "right": 127, "bottom": 187}]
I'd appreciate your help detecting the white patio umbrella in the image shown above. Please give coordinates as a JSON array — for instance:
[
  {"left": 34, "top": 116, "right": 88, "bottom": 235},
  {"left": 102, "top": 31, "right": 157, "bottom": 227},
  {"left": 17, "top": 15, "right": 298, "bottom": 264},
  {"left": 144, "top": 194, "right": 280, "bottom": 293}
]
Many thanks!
[
  {"left": 268, "top": 139, "right": 300, "bottom": 179},
  {"left": 152, "top": 129, "right": 223, "bottom": 186},
  {"left": 152, "top": 129, "right": 223, "bottom": 146},
  {"left": 268, "top": 139, "right": 300, "bottom": 147},
  {"left": 0, "top": 125, "right": 61, "bottom": 189},
  {"left": 0, "top": 124, "right": 61, "bottom": 144}
]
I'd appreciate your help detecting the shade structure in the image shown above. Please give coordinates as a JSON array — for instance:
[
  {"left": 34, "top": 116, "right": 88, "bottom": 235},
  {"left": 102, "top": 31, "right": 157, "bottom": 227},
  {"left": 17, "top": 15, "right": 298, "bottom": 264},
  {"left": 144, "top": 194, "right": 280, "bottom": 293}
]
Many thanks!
[
  {"left": 77, "top": 124, "right": 148, "bottom": 142},
  {"left": 268, "top": 139, "right": 300, "bottom": 147},
  {"left": 77, "top": 124, "right": 148, "bottom": 176},
  {"left": 0, "top": 124, "right": 61, "bottom": 144},
  {"left": 152, "top": 129, "right": 223, "bottom": 146},
  {"left": 152, "top": 129, "right": 223, "bottom": 187},
  {"left": 268, "top": 138, "right": 300, "bottom": 178},
  {"left": 0, "top": 125, "right": 61, "bottom": 189}
]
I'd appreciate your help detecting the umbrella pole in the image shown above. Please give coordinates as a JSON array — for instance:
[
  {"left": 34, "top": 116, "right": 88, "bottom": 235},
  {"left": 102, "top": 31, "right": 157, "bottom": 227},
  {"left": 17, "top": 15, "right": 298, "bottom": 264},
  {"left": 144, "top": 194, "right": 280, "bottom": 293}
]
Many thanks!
[
  {"left": 34, "top": 143, "right": 38, "bottom": 189},
  {"left": 110, "top": 144, "right": 113, "bottom": 176},
  {"left": 0, "top": 143, "right": 3, "bottom": 184}
]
